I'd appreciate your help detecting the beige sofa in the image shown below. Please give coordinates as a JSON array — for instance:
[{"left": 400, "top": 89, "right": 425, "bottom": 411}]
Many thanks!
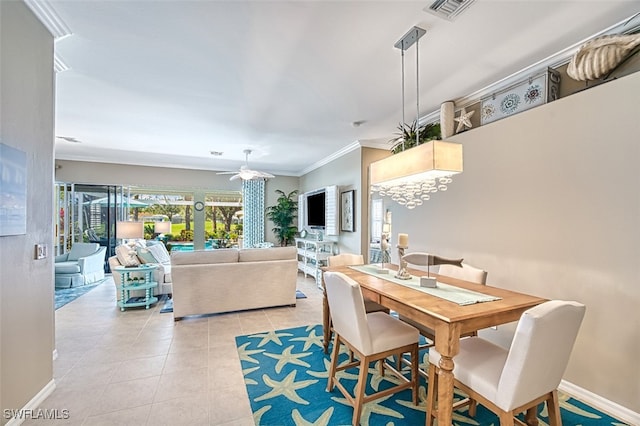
[
  {"left": 171, "top": 246, "right": 297, "bottom": 320},
  {"left": 108, "top": 242, "right": 173, "bottom": 301}
]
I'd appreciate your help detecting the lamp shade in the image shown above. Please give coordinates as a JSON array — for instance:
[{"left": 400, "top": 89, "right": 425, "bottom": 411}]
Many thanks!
[
  {"left": 370, "top": 140, "right": 463, "bottom": 208},
  {"left": 116, "top": 221, "right": 143, "bottom": 239},
  {"left": 370, "top": 140, "right": 462, "bottom": 187},
  {"left": 154, "top": 221, "right": 171, "bottom": 234}
]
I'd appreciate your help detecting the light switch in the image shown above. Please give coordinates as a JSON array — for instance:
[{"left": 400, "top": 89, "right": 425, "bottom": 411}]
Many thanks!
[{"left": 35, "top": 244, "right": 47, "bottom": 259}]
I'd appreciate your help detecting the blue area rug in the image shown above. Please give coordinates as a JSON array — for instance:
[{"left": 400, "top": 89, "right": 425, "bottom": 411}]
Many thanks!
[
  {"left": 236, "top": 324, "right": 629, "bottom": 426},
  {"left": 295, "top": 290, "right": 307, "bottom": 299},
  {"left": 54, "top": 283, "right": 101, "bottom": 310},
  {"left": 159, "top": 296, "right": 173, "bottom": 313}
]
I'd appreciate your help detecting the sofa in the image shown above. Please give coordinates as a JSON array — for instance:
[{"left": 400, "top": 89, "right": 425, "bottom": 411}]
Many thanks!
[
  {"left": 55, "top": 242, "right": 107, "bottom": 288},
  {"left": 108, "top": 241, "right": 173, "bottom": 301},
  {"left": 171, "top": 246, "right": 297, "bottom": 320}
]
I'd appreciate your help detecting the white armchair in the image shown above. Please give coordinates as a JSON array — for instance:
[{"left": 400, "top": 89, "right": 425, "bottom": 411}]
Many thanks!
[{"left": 55, "top": 242, "right": 106, "bottom": 288}]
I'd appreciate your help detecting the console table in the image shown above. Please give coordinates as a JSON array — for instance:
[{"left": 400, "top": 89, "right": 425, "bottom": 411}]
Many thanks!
[
  {"left": 113, "top": 264, "right": 159, "bottom": 311},
  {"left": 295, "top": 238, "right": 336, "bottom": 288}
]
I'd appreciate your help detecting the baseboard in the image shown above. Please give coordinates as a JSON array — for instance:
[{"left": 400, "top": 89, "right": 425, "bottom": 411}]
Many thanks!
[
  {"left": 5, "top": 380, "right": 57, "bottom": 426},
  {"left": 560, "top": 379, "right": 640, "bottom": 425}
]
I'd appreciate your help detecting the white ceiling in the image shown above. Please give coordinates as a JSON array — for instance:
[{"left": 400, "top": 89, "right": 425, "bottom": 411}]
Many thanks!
[{"left": 46, "top": 0, "right": 639, "bottom": 176}]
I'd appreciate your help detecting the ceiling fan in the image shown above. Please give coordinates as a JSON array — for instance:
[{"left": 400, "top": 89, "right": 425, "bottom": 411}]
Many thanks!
[{"left": 217, "top": 149, "right": 275, "bottom": 181}]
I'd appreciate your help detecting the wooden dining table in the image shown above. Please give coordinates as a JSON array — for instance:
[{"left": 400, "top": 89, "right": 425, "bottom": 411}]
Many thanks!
[{"left": 321, "top": 264, "right": 547, "bottom": 426}]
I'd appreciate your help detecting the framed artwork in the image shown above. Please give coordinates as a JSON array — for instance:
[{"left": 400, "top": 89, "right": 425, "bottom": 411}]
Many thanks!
[
  {"left": 341, "top": 190, "right": 355, "bottom": 232},
  {"left": 0, "top": 143, "right": 27, "bottom": 236}
]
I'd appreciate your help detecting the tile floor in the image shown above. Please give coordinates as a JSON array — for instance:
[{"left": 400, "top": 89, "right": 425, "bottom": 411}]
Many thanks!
[{"left": 27, "top": 273, "right": 324, "bottom": 425}]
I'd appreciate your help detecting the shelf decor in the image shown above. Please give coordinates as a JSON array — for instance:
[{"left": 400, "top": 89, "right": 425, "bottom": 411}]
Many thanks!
[{"left": 481, "top": 67, "right": 560, "bottom": 126}]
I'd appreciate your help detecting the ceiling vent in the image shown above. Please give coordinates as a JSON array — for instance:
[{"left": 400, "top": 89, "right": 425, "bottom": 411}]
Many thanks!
[{"left": 424, "top": 0, "right": 475, "bottom": 21}]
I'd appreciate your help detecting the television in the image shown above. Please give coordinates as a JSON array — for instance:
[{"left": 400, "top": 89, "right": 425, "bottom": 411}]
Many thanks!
[{"left": 306, "top": 191, "right": 326, "bottom": 229}]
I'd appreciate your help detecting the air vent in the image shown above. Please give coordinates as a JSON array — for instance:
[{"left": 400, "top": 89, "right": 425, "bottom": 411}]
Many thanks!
[{"left": 424, "top": 0, "right": 475, "bottom": 21}]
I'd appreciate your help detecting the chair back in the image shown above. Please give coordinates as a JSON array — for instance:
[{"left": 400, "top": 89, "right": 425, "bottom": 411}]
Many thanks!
[
  {"left": 324, "top": 271, "right": 372, "bottom": 354},
  {"left": 327, "top": 253, "right": 364, "bottom": 267},
  {"left": 438, "top": 263, "right": 487, "bottom": 284},
  {"left": 66, "top": 243, "right": 100, "bottom": 261},
  {"left": 496, "top": 300, "right": 586, "bottom": 411}
]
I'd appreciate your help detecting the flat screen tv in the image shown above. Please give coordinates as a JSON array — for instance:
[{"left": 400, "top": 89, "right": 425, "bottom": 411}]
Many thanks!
[{"left": 306, "top": 191, "right": 326, "bottom": 229}]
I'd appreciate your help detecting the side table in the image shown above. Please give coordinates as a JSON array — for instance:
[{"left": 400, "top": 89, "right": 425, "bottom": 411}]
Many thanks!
[{"left": 113, "top": 264, "right": 159, "bottom": 311}]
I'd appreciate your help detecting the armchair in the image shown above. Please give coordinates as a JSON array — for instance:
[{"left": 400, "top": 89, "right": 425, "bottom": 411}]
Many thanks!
[{"left": 55, "top": 242, "right": 107, "bottom": 288}]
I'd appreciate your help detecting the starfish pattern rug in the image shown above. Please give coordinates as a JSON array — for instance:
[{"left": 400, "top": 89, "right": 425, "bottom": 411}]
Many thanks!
[{"left": 236, "top": 324, "right": 628, "bottom": 426}]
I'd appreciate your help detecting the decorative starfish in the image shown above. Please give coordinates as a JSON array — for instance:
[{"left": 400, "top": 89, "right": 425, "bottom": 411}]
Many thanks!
[
  {"left": 291, "top": 407, "right": 335, "bottom": 426},
  {"left": 255, "top": 370, "right": 318, "bottom": 405},
  {"left": 264, "top": 345, "right": 312, "bottom": 374},
  {"left": 332, "top": 394, "right": 405, "bottom": 425},
  {"left": 242, "top": 366, "right": 260, "bottom": 385},
  {"left": 248, "top": 330, "right": 293, "bottom": 347},
  {"left": 290, "top": 329, "right": 324, "bottom": 351},
  {"left": 454, "top": 107, "right": 475, "bottom": 133},
  {"left": 237, "top": 342, "right": 264, "bottom": 364}
]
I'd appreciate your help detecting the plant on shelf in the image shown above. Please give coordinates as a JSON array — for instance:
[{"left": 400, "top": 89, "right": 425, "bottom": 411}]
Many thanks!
[
  {"left": 266, "top": 190, "right": 298, "bottom": 247},
  {"left": 389, "top": 120, "right": 441, "bottom": 154}
]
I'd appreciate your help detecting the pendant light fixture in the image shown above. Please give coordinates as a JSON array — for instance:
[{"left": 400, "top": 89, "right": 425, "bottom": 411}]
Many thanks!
[{"left": 370, "top": 27, "right": 463, "bottom": 209}]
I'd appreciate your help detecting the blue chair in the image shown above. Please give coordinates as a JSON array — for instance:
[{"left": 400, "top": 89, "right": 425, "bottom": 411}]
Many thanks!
[{"left": 55, "top": 243, "right": 106, "bottom": 288}]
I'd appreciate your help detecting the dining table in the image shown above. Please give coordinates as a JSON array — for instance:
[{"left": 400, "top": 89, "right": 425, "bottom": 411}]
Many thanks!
[{"left": 321, "top": 264, "right": 547, "bottom": 426}]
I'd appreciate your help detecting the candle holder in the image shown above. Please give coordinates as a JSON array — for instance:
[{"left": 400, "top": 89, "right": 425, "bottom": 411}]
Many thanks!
[{"left": 395, "top": 245, "right": 412, "bottom": 280}]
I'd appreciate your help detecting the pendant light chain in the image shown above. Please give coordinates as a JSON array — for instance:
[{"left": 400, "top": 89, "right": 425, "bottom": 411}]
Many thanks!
[
  {"left": 415, "top": 30, "right": 420, "bottom": 147},
  {"left": 401, "top": 40, "right": 406, "bottom": 152}
]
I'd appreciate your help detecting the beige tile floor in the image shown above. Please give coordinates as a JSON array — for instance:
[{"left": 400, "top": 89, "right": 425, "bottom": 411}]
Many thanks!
[{"left": 27, "top": 273, "right": 324, "bottom": 426}]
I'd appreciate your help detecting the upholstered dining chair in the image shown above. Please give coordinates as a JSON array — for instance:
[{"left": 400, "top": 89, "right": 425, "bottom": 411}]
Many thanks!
[
  {"left": 426, "top": 300, "right": 586, "bottom": 426},
  {"left": 400, "top": 262, "right": 488, "bottom": 349},
  {"left": 324, "top": 271, "right": 419, "bottom": 426},
  {"left": 323, "top": 253, "right": 389, "bottom": 353}
]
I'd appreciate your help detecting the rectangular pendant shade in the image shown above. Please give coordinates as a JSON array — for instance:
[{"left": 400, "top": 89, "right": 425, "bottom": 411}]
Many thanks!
[{"left": 370, "top": 140, "right": 463, "bottom": 187}]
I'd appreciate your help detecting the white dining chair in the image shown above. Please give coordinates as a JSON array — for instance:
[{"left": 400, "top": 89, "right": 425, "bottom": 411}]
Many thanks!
[
  {"left": 324, "top": 271, "right": 419, "bottom": 425},
  {"left": 426, "top": 300, "right": 586, "bottom": 426}
]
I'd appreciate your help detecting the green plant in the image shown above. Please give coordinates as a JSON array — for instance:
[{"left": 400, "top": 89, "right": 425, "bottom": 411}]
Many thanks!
[
  {"left": 266, "top": 190, "right": 298, "bottom": 246},
  {"left": 389, "top": 120, "right": 441, "bottom": 154}
]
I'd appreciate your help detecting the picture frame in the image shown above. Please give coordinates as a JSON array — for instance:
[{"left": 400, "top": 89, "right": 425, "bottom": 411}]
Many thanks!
[{"left": 341, "top": 190, "right": 355, "bottom": 232}]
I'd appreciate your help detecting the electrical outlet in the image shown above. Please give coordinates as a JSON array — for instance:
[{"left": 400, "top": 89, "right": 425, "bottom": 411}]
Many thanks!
[{"left": 35, "top": 244, "right": 47, "bottom": 259}]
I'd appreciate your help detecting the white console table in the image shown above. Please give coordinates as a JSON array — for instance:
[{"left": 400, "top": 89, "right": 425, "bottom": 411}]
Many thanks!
[{"left": 295, "top": 238, "right": 336, "bottom": 288}]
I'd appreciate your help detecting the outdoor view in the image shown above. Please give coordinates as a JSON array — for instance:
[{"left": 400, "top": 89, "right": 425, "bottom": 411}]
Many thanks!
[{"left": 55, "top": 184, "right": 243, "bottom": 257}]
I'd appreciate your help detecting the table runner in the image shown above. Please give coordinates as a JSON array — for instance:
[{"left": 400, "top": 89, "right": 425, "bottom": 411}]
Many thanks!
[{"left": 349, "top": 264, "right": 501, "bottom": 306}]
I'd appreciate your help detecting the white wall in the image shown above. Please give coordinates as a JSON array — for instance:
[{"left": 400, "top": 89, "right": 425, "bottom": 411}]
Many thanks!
[
  {"left": 0, "top": 2, "right": 55, "bottom": 422},
  {"left": 384, "top": 72, "right": 640, "bottom": 412}
]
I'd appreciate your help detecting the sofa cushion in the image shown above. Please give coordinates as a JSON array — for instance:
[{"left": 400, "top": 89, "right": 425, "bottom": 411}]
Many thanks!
[
  {"left": 146, "top": 243, "right": 171, "bottom": 264},
  {"left": 115, "top": 245, "right": 140, "bottom": 267},
  {"left": 171, "top": 248, "right": 239, "bottom": 265},
  {"left": 136, "top": 247, "right": 157, "bottom": 264},
  {"left": 55, "top": 261, "right": 81, "bottom": 274},
  {"left": 67, "top": 243, "right": 99, "bottom": 261},
  {"left": 239, "top": 246, "right": 297, "bottom": 262}
]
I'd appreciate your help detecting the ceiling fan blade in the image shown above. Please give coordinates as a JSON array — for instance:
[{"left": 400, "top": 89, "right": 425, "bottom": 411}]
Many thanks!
[
  {"left": 229, "top": 174, "right": 241, "bottom": 181},
  {"left": 216, "top": 171, "right": 237, "bottom": 175}
]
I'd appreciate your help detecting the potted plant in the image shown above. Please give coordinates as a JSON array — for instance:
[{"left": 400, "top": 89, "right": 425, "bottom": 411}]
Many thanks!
[
  {"left": 266, "top": 190, "right": 298, "bottom": 246},
  {"left": 389, "top": 120, "right": 441, "bottom": 154}
]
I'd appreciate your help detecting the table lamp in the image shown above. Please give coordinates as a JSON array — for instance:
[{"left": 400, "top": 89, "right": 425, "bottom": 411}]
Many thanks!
[
  {"left": 154, "top": 221, "right": 171, "bottom": 235},
  {"left": 116, "top": 221, "right": 143, "bottom": 247}
]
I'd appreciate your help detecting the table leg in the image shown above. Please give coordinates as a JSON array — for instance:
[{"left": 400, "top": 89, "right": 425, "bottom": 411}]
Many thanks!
[{"left": 435, "top": 323, "right": 461, "bottom": 426}]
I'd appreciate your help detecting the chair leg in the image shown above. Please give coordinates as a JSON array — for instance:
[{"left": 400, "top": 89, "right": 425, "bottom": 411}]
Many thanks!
[
  {"left": 327, "top": 332, "right": 341, "bottom": 392},
  {"left": 546, "top": 390, "right": 562, "bottom": 426},
  {"left": 352, "top": 355, "right": 370, "bottom": 426},
  {"left": 498, "top": 411, "right": 515, "bottom": 426},
  {"left": 525, "top": 406, "right": 539, "bottom": 426},
  {"left": 425, "top": 363, "right": 437, "bottom": 426}
]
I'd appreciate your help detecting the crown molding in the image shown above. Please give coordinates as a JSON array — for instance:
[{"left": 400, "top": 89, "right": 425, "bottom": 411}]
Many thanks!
[
  {"left": 298, "top": 141, "right": 361, "bottom": 176},
  {"left": 24, "top": 0, "right": 72, "bottom": 40},
  {"left": 54, "top": 53, "right": 69, "bottom": 73}
]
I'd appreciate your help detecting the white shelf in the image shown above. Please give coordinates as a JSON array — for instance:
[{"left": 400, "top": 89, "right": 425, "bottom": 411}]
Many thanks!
[{"left": 295, "top": 238, "right": 336, "bottom": 288}]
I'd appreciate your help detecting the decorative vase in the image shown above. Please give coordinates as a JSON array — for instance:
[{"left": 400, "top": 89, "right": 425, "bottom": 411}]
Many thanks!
[{"left": 440, "top": 101, "right": 455, "bottom": 138}]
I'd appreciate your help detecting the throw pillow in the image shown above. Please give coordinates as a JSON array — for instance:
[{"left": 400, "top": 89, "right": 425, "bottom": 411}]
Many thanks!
[
  {"left": 115, "top": 245, "right": 140, "bottom": 267},
  {"left": 136, "top": 247, "right": 157, "bottom": 264},
  {"left": 146, "top": 243, "right": 171, "bottom": 264}
]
